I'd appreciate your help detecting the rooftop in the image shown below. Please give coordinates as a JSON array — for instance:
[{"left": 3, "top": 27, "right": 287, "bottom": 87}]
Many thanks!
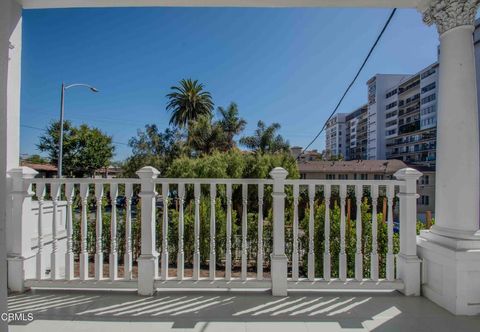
[{"left": 298, "top": 159, "right": 408, "bottom": 174}]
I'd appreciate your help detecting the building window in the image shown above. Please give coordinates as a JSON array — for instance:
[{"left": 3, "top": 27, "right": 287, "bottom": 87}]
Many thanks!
[
  {"left": 421, "top": 175, "right": 430, "bottom": 185},
  {"left": 338, "top": 174, "right": 348, "bottom": 180},
  {"left": 421, "top": 82, "right": 436, "bottom": 94},
  {"left": 421, "top": 93, "right": 436, "bottom": 105},
  {"left": 386, "top": 101, "right": 397, "bottom": 110},
  {"left": 421, "top": 67, "right": 436, "bottom": 79},
  {"left": 385, "top": 89, "right": 398, "bottom": 99},
  {"left": 420, "top": 195, "right": 430, "bottom": 205},
  {"left": 360, "top": 174, "right": 368, "bottom": 180},
  {"left": 326, "top": 174, "right": 336, "bottom": 180},
  {"left": 374, "top": 174, "right": 384, "bottom": 180}
]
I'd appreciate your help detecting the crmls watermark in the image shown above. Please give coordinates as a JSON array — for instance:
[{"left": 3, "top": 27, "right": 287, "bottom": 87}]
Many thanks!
[{"left": 1, "top": 312, "right": 34, "bottom": 322}]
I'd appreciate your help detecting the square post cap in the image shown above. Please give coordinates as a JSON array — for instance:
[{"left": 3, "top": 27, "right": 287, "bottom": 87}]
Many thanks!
[
  {"left": 8, "top": 167, "right": 38, "bottom": 179},
  {"left": 136, "top": 166, "right": 160, "bottom": 179},
  {"left": 269, "top": 167, "right": 288, "bottom": 179},
  {"left": 394, "top": 167, "right": 422, "bottom": 181}
]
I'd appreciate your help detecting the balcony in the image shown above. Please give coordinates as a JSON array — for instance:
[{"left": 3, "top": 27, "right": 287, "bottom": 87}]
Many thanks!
[{"left": 8, "top": 166, "right": 421, "bottom": 297}]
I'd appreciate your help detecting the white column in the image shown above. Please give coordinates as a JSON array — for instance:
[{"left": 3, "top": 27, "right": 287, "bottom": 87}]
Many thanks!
[
  {"left": 422, "top": 0, "right": 480, "bottom": 239},
  {"left": 136, "top": 166, "right": 160, "bottom": 295},
  {"left": 395, "top": 168, "right": 422, "bottom": 296},
  {"left": 417, "top": 0, "right": 480, "bottom": 315},
  {"left": 269, "top": 167, "right": 288, "bottom": 296},
  {"left": 6, "top": 167, "right": 37, "bottom": 291},
  {"left": 1, "top": 3, "right": 22, "bottom": 329}
]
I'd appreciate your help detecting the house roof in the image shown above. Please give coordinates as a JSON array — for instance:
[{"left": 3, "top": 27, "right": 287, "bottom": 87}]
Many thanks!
[
  {"left": 21, "top": 162, "right": 58, "bottom": 172},
  {"left": 298, "top": 159, "right": 408, "bottom": 174}
]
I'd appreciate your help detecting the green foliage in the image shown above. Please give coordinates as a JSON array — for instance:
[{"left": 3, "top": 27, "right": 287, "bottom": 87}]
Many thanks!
[
  {"left": 22, "top": 154, "right": 49, "bottom": 164},
  {"left": 37, "top": 120, "right": 114, "bottom": 177},
  {"left": 240, "top": 120, "right": 290, "bottom": 154}
]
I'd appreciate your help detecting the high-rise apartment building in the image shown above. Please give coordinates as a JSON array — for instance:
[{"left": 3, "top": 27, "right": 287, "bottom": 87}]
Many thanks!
[
  {"left": 325, "top": 113, "right": 348, "bottom": 158},
  {"left": 385, "top": 63, "right": 438, "bottom": 165},
  {"left": 365, "top": 74, "right": 410, "bottom": 160},
  {"left": 345, "top": 104, "right": 368, "bottom": 160},
  {"left": 325, "top": 67, "right": 438, "bottom": 166}
]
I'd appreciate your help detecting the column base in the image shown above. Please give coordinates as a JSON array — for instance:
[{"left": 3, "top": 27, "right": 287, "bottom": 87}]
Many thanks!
[
  {"left": 137, "top": 254, "right": 158, "bottom": 296},
  {"left": 7, "top": 254, "right": 35, "bottom": 292},
  {"left": 271, "top": 254, "right": 287, "bottom": 296},
  {"left": 396, "top": 253, "right": 421, "bottom": 296},
  {"left": 417, "top": 230, "right": 480, "bottom": 315}
]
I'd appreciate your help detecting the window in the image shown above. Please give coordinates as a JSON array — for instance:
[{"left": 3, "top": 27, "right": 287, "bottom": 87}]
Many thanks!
[
  {"left": 421, "top": 175, "right": 430, "bottom": 185},
  {"left": 421, "top": 67, "right": 436, "bottom": 79},
  {"left": 386, "top": 129, "right": 396, "bottom": 136},
  {"left": 386, "top": 101, "right": 397, "bottom": 110},
  {"left": 421, "top": 104, "right": 436, "bottom": 115},
  {"left": 338, "top": 174, "right": 348, "bottom": 180},
  {"left": 360, "top": 174, "right": 368, "bottom": 180},
  {"left": 421, "top": 94, "right": 436, "bottom": 104},
  {"left": 374, "top": 174, "right": 384, "bottom": 180},
  {"left": 420, "top": 195, "right": 430, "bottom": 205},
  {"left": 386, "top": 89, "right": 398, "bottom": 98},
  {"left": 326, "top": 174, "right": 336, "bottom": 180},
  {"left": 386, "top": 110, "right": 397, "bottom": 119},
  {"left": 421, "top": 82, "right": 436, "bottom": 94}
]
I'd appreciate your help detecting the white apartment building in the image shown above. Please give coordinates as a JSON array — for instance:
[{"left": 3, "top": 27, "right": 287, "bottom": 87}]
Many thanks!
[
  {"left": 365, "top": 74, "right": 410, "bottom": 160},
  {"left": 324, "top": 113, "right": 348, "bottom": 158}
]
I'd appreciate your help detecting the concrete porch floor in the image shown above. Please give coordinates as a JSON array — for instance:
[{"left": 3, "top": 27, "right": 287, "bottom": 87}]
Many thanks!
[{"left": 7, "top": 289, "right": 480, "bottom": 332}]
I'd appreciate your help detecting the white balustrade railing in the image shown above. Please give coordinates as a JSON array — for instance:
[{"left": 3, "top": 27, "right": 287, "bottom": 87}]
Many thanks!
[{"left": 7, "top": 165, "right": 422, "bottom": 297}]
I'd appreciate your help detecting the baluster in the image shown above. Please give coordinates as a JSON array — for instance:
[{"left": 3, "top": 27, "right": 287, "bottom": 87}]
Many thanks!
[
  {"left": 161, "top": 183, "right": 169, "bottom": 280},
  {"left": 339, "top": 184, "right": 347, "bottom": 281},
  {"left": 193, "top": 183, "right": 201, "bottom": 280},
  {"left": 323, "top": 184, "right": 331, "bottom": 281},
  {"left": 209, "top": 183, "right": 216, "bottom": 280},
  {"left": 386, "top": 184, "right": 395, "bottom": 281},
  {"left": 257, "top": 184, "right": 264, "bottom": 280},
  {"left": 226, "top": 183, "right": 233, "bottom": 281},
  {"left": 308, "top": 184, "right": 315, "bottom": 281},
  {"left": 177, "top": 183, "right": 185, "bottom": 280},
  {"left": 355, "top": 185, "right": 363, "bottom": 281},
  {"left": 94, "top": 183, "right": 104, "bottom": 280},
  {"left": 65, "top": 183, "right": 75, "bottom": 280},
  {"left": 124, "top": 183, "right": 133, "bottom": 280},
  {"left": 110, "top": 183, "right": 118, "bottom": 280},
  {"left": 35, "top": 183, "right": 46, "bottom": 280},
  {"left": 79, "top": 183, "right": 90, "bottom": 281},
  {"left": 370, "top": 185, "right": 379, "bottom": 281},
  {"left": 241, "top": 184, "right": 248, "bottom": 280},
  {"left": 50, "top": 183, "right": 61, "bottom": 280},
  {"left": 292, "top": 184, "right": 300, "bottom": 281}
]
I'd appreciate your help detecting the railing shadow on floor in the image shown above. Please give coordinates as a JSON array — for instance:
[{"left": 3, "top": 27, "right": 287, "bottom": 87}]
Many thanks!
[{"left": 8, "top": 289, "right": 480, "bottom": 331}]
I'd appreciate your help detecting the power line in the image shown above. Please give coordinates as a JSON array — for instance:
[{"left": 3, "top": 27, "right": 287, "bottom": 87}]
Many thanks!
[
  {"left": 20, "top": 124, "right": 130, "bottom": 146},
  {"left": 298, "top": 8, "right": 397, "bottom": 160}
]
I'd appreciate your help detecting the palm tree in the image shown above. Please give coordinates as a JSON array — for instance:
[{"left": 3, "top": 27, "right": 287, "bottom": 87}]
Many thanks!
[
  {"left": 240, "top": 120, "right": 290, "bottom": 154},
  {"left": 166, "top": 79, "right": 214, "bottom": 128},
  {"left": 217, "top": 102, "right": 247, "bottom": 150},
  {"left": 187, "top": 115, "right": 227, "bottom": 155}
]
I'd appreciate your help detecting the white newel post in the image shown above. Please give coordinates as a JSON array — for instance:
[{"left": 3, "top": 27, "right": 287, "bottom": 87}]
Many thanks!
[
  {"left": 6, "top": 167, "right": 38, "bottom": 292},
  {"left": 136, "top": 166, "right": 160, "bottom": 296},
  {"left": 394, "top": 167, "right": 422, "bottom": 296},
  {"left": 417, "top": 0, "right": 480, "bottom": 315},
  {"left": 269, "top": 167, "right": 288, "bottom": 296}
]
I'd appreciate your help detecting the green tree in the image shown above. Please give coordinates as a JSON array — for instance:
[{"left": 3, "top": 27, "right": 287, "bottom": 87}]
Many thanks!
[
  {"left": 187, "top": 115, "right": 227, "bottom": 155},
  {"left": 217, "top": 102, "right": 246, "bottom": 150},
  {"left": 123, "top": 124, "right": 185, "bottom": 176},
  {"left": 22, "top": 154, "right": 49, "bottom": 164},
  {"left": 37, "top": 121, "right": 114, "bottom": 177},
  {"left": 240, "top": 121, "right": 290, "bottom": 154},
  {"left": 166, "top": 79, "right": 214, "bottom": 128}
]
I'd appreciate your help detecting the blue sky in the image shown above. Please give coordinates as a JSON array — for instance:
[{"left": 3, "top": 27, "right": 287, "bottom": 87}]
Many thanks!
[{"left": 20, "top": 7, "right": 440, "bottom": 161}]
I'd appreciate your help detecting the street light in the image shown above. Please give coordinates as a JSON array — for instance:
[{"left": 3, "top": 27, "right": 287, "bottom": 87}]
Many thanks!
[{"left": 58, "top": 82, "right": 99, "bottom": 178}]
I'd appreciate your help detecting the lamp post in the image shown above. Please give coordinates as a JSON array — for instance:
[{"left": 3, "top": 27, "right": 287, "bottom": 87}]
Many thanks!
[{"left": 58, "top": 83, "right": 99, "bottom": 178}]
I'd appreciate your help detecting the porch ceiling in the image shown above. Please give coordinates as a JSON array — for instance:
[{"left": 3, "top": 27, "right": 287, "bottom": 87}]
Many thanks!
[{"left": 20, "top": 0, "right": 421, "bottom": 9}]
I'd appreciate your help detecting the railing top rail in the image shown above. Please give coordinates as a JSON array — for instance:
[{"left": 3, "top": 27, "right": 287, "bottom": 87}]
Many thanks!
[
  {"left": 26, "top": 178, "right": 141, "bottom": 185},
  {"left": 152, "top": 178, "right": 275, "bottom": 185},
  {"left": 284, "top": 179, "right": 403, "bottom": 186}
]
